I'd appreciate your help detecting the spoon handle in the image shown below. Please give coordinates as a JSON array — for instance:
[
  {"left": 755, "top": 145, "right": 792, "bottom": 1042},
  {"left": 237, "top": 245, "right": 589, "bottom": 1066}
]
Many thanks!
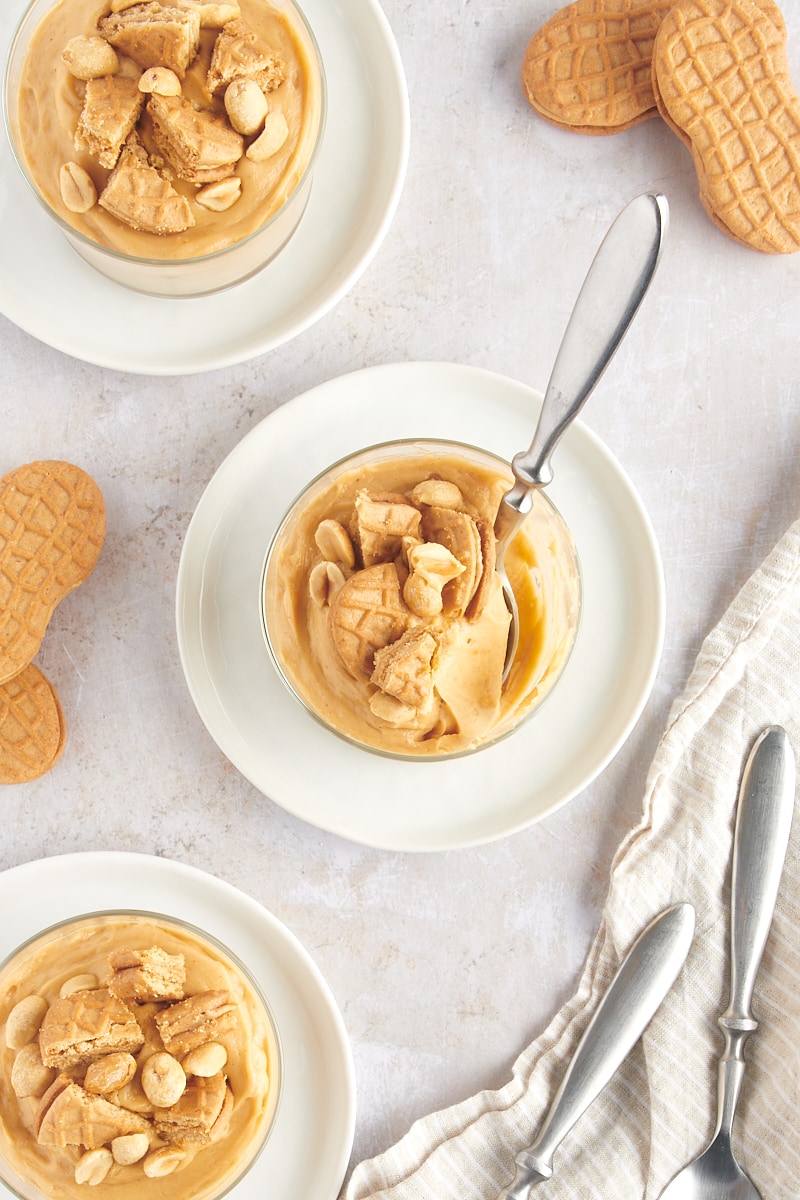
[
  {"left": 506, "top": 192, "right": 667, "bottom": 505},
  {"left": 715, "top": 726, "right": 796, "bottom": 1137},
  {"left": 497, "top": 902, "right": 695, "bottom": 1200}
]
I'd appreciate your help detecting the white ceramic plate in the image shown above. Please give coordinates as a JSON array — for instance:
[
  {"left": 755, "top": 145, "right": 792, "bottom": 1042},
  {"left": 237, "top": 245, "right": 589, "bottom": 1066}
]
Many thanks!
[
  {"left": 0, "top": 0, "right": 408, "bottom": 375},
  {"left": 0, "top": 852, "right": 356, "bottom": 1200},
  {"left": 176, "top": 361, "right": 665, "bottom": 851}
]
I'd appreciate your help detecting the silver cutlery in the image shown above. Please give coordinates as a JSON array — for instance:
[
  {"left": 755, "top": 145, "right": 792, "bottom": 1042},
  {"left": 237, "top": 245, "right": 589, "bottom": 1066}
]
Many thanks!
[
  {"left": 496, "top": 900, "right": 694, "bottom": 1199},
  {"left": 495, "top": 190, "right": 668, "bottom": 677},
  {"left": 657, "top": 724, "right": 795, "bottom": 1200}
]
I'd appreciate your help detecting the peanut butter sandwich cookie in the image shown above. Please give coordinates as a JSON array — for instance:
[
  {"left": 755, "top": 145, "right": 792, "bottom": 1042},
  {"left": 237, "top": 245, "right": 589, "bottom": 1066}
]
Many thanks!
[
  {"left": 522, "top": 0, "right": 675, "bottom": 134},
  {"left": 0, "top": 461, "right": 105, "bottom": 684},
  {"left": 652, "top": 0, "right": 800, "bottom": 253},
  {"left": 0, "top": 664, "right": 66, "bottom": 785}
]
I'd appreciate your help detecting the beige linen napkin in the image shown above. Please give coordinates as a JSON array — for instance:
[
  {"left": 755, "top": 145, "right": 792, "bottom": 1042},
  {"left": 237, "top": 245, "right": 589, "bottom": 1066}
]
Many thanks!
[{"left": 346, "top": 519, "right": 800, "bottom": 1200}]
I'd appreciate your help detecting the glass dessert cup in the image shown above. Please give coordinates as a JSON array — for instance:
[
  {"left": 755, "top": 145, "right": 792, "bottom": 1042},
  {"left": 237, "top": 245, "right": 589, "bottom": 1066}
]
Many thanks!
[
  {"left": 260, "top": 439, "right": 582, "bottom": 761},
  {"left": 0, "top": 911, "right": 282, "bottom": 1200},
  {"left": 3, "top": 0, "right": 326, "bottom": 298}
]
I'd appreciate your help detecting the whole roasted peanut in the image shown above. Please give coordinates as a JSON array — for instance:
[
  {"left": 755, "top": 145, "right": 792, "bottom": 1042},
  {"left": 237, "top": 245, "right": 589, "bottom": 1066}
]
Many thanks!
[
  {"left": 59, "top": 973, "right": 98, "bottom": 998},
  {"left": 84, "top": 1051, "right": 137, "bottom": 1094},
  {"left": 143, "top": 1147, "right": 186, "bottom": 1178},
  {"left": 314, "top": 519, "right": 356, "bottom": 567},
  {"left": 196, "top": 177, "right": 242, "bottom": 212},
  {"left": 138, "top": 67, "right": 182, "bottom": 96},
  {"left": 182, "top": 1041, "right": 228, "bottom": 1077},
  {"left": 410, "top": 479, "right": 464, "bottom": 509},
  {"left": 246, "top": 111, "right": 289, "bottom": 161},
  {"left": 10, "top": 1042, "right": 55, "bottom": 1099},
  {"left": 74, "top": 1148, "right": 113, "bottom": 1186},
  {"left": 225, "top": 77, "right": 268, "bottom": 135},
  {"left": 111, "top": 1132, "right": 150, "bottom": 1165},
  {"left": 141, "top": 1051, "right": 186, "bottom": 1108},
  {"left": 61, "top": 36, "right": 119, "bottom": 80},
  {"left": 5, "top": 995, "right": 48, "bottom": 1049},
  {"left": 59, "top": 163, "right": 97, "bottom": 214}
]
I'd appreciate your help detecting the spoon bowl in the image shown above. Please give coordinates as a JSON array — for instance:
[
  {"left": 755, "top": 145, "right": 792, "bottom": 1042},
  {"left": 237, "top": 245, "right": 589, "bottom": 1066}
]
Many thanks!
[
  {"left": 659, "top": 1133, "right": 760, "bottom": 1200},
  {"left": 496, "top": 192, "right": 668, "bottom": 676}
]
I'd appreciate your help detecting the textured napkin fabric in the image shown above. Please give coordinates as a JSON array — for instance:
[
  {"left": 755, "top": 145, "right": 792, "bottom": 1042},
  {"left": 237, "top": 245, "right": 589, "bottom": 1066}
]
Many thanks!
[{"left": 346, "top": 519, "right": 800, "bottom": 1200}]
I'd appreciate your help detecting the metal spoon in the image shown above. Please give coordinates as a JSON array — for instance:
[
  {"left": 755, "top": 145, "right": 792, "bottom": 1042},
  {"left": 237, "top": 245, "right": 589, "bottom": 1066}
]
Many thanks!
[
  {"left": 496, "top": 901, "right": 695, "bottom": 1200},
  {"left": 496, "top": 192, "right": 668, "bottom": 677},
  {"left": 656, "top": 725, "right": 796, "bottom": 1200}
]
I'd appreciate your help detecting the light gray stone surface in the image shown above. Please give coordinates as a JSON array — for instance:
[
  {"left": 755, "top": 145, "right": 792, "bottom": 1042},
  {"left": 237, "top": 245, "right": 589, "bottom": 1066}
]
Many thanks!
[{"left": 2, "top": 0, "right": 800, "bottom": 1182}]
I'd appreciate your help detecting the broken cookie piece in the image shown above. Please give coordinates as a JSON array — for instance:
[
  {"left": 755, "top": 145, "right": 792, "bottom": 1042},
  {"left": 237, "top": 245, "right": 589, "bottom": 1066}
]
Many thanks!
[
  {"left": 98, "top": 135, "right": 195, "bottom": 233},
  {"left": 371, "top": 627, "right": 438, "bottom": 712},
  {"left": 206, "top": 18, "right": 285, "bottom": 95},
  {"left": 354, "top": 490, "right": 422, "bottom": 568},
  {"left": 38, "top": 989, "right": 144, "bottom": 1070},
  {"left": 155, "top": 1072, "right": 228, "bottom": 1145},
  {"left": 154, "top": 990, "right": 237, "bottom": 1055},
  {"left": 148, "top": 93, "right": 244, "bottom": 183},
  {"left": 329, "top": 562, "right": 409, "bottom": 681},
  {"left": 108, "top": 945, "right": 186, "bottom": 1003},
  {"left": 37, "top": 1079, "right": 150, "bottom": 1148},
  {"left": 99, "top": 2, "right": 201, "bottom": 77},
  {"left": 74, "top": 75, "right": 145, "bottom": 169}
]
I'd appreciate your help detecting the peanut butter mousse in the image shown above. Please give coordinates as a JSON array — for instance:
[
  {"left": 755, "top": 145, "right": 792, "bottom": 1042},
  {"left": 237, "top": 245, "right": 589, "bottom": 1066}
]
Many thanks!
[
  {"left": 11, "top": 0, "right": 322, "bottom": 259},
  {"left": 264, "top": 445, "right": 581, "bottom": 757},
  {"left": 0, "top": 915, "right": 279, "bottom": 1200}
]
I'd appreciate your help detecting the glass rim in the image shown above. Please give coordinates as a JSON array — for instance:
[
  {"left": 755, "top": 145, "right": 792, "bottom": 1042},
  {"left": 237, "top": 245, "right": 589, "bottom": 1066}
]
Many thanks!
[
  {"left": 0, "top": 908, "right": 284, "bottom": 1200},
  {"left": 258, "top": 437, "right": 584, "bottom": 763},
  {"left": 2, "top": 0, "right": 328, "bottom": 270}
]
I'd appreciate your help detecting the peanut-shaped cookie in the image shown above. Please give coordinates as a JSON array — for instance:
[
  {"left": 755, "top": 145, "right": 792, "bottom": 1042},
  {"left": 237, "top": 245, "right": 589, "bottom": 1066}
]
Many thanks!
[
  {"left": 522, "top": 0, "right": 675, "bottom": 134},
  {"left": 0, "top": 461, "right": 105, "bottom": 683},
  {"left": 652, "top": 0, "right": 800, "bottom": 252},
  {"left": 0, "top": 664, "right": 66, "bottom": 784}
]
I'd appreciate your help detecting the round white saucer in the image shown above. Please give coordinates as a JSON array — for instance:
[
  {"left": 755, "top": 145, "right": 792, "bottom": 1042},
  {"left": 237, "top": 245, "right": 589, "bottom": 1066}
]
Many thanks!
[
  {"left": 176, "top": 361, "right": 665, "bottom": 851},
  {"left": 0, "top": 852, "right": 356, "bottom": 1200},
  {"left": 0, "top": 0, "right": 409, "bottom": 375}
]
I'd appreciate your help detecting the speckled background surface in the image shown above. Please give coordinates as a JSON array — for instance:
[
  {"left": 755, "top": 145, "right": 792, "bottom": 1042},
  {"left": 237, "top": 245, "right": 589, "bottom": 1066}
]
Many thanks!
[{"left": 3, "top": 0, "right": 800, "bottom": 1184}]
